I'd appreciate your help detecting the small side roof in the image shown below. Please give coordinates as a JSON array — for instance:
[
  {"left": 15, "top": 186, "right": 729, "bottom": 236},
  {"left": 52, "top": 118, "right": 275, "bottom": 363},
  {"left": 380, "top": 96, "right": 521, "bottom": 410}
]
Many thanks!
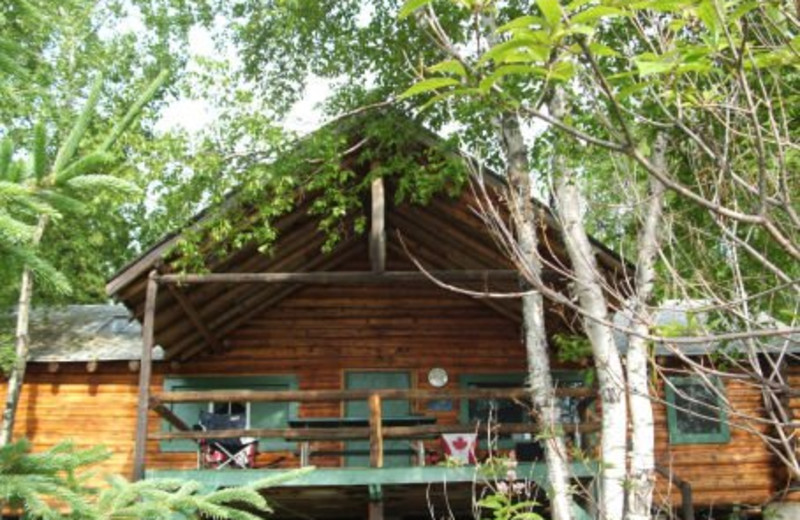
[
  {"left": 614, "top": 300, "right": 800, "bottom": 357},
  {"left": 22, "top": 304, "right": 147, "bottom": 362}
]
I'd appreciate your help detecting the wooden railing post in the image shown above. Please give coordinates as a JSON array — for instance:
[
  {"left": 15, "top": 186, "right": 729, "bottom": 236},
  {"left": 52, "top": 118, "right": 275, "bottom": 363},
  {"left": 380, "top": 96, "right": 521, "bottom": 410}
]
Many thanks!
[
  {"left": 369, "top": 393, "right": 383, "bottom": 468},
  {"left": 680, "top": 482, "right": 694, "bottom": 520},
  {"left": 133, "top": 270, "right": 158, "bottom": 481}
]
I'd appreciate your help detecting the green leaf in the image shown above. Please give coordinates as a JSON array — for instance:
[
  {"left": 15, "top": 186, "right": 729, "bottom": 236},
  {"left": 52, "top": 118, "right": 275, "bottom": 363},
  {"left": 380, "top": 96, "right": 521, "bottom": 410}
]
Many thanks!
[
  {"left": 617, "top": 82, "right": 648, "bottom": 99},
  {"left": 498, "top": 46, "right": 551, "bottom": 64},
  {"left": 479, "top": 64, "right": 548, "bottom": 92},
  {"left": 730, "top": 1, "right": 759, "bottom": 21},
  {"left": 36, "top": 190, "right": 87, "bottom": 216},
  {"left": 32, "top": 121, "right": 47, "bottom": 182},
  {"left": 51, "top": 74, "right": 103, "bottom": 176},
  {"left": 398, "top": 0, "right": 435, "bottom": 20},
  {"left": 566, "top": 0, "right": 594, "bottom": 11},
  {"left": 0, "top": 138, "right": 12, "bottom": 180},
  {"left": 675, "top": 62, "right": 712, "bottom": 74},
  {"left": 495, "top": 15, "right": 541, "bottom": 33},
  {"left": 631, "top": 0, "right": 690, "bottom": 13},
  {"left": 587, "top": 42, "right": 620, "bottom": 57},
  {"left": 536, "top": 0, "right": 563, "bottom": 28},
  {"left": 695, "top": 0, "right": 718, "bottom": 38},
  {"left": 634, "top": 56, "right": 674, "bottom": 76},
  {"left": 418, "top": 88, "right": 474, "bottom": 112},
  {"left": 99, "top": 69, "right": 169, "bottom": 152},
  {"left": 571, "top": 6, "right": 625, "bottom": 25},
  {"left": 65, "top": 174, "right": 140, "bottom": 196},
  {"left": 478, "top": 37, "right": 548, "bottom": 67},
  {"left": 427, "top": 59, "right": 467, "bottom": 77},
  {"left": 398, "top": 77, "right": 461, "bottom": 99},
  {"left": 550, "top": 60, "right": 576, "bottom": 81},
  {"left": 54, "top": 152, "right": 115, "bottom": 185}
]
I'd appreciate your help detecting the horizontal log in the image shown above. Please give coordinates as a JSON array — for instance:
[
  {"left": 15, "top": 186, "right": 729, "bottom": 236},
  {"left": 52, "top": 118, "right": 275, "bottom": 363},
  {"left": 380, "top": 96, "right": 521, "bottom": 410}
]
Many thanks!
[
  {"left": 151, "top": 387, "right": 595, "bottom": 405},
  {"left": 157, "top": 270, "right": 525, "bottom": 285},
  {"left": 149, "top": 421, "right": 601, "bottom": 441},
  {"left": 152, "top": 426, "right": 371, "bottom": 441}
]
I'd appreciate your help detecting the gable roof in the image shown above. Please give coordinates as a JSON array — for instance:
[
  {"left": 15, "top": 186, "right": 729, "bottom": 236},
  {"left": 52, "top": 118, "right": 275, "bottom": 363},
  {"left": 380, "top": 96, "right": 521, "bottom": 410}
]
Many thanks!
[{"left": 106, "top": 112, "right": 629, "bottom": 362}]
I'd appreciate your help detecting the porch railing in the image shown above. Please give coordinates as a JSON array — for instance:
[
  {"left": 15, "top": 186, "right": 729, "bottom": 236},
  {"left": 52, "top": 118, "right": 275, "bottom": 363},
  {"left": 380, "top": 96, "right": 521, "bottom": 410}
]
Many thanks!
[{"left": 148, "top": 387, "right": 599, "bottom": 469}]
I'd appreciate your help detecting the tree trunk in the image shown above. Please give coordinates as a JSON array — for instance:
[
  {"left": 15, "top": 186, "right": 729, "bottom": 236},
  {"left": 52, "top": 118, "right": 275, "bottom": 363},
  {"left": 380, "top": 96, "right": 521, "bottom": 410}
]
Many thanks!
[
  {"left": 0, "top": 215, "right": 48, "bottom": 447},
  {"left": 498, "top": 111, "right": 574, "bottom": 520},
  {"left": 626, "top": 134, "right": 667, "bottom": 520},
  {"left": 549, "top": 89, "right": 627, "bottom": 520}
]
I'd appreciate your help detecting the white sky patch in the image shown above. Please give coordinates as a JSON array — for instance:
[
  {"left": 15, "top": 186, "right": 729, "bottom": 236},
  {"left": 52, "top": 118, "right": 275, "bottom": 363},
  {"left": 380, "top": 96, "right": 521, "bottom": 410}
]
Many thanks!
[
  {"left": 154, "top": 24, "right": 228, "bottom": 134},
  {"left": 283, "top": 76, "right": 337, "bottom": 134},
  {"left": 155, "top": 99, "right": 216, "bottom": 134}
]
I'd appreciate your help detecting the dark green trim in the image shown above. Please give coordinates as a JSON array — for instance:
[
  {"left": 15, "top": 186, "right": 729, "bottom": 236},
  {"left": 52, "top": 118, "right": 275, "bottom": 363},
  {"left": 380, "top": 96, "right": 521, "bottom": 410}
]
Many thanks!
[
  {"left": 459, "top": 373, "right": 526, "bottom": 434},
  {"left": 145, "top": 461, "right": 599, "bottom": 489},
  {"left": 458, "top": 371, "right": 586, "bottom": 450},
  {"left": 161, "top": 375, "right": 298, "bottom": 452},
  {"left": 665, "top": 376, "right": 730, "bottom": 445},
  {"left": 368, "top": 484, "right": 382, "bottom": 502}
]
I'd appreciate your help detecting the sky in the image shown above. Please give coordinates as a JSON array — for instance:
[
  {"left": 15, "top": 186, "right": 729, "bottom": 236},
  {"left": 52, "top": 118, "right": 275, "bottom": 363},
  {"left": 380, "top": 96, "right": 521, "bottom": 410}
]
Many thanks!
[{"left": 154, "top": 24, "right": 332, "bottom": 136}]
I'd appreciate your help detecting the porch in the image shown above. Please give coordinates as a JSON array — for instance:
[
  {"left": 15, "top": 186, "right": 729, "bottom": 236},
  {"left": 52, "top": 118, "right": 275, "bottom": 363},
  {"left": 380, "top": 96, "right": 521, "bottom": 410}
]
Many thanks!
[
  {"left": 145, "top": 386, "right": 600, "bottom": 519},
  {"left": 148, "top": 386, "right": 599, "bottom": 468}
]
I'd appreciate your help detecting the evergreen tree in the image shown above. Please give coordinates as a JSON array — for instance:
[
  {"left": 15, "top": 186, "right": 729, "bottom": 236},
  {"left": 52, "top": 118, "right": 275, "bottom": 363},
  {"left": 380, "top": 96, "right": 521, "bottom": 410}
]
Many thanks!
[
  {"left": 1, "top": 439, "right": 306, "bottom": 519},
  {"left": 0, "top": 70, "right": 169, "bottom": 446}
]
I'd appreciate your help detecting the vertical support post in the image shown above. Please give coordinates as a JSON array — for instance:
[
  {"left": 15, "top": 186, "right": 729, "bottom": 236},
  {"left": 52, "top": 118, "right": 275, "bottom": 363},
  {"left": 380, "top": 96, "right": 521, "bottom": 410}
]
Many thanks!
[
  {"left": 368, "top": 501, "right": 384, "bottom": 520},
  {"left": 369, "top": 176, "right": 386, "bottom": 273},
  {"left": 680, "top": 481, "right": 694, "bottom": 520},
  {"left": 368, "top": 484, "right": 384, "bottom": 520},
  {"left": 368, "top": 393, "right": 383, "bottom": 468},
  {"left": 133, "top": 270, "right": 158, "bottom": 481}
]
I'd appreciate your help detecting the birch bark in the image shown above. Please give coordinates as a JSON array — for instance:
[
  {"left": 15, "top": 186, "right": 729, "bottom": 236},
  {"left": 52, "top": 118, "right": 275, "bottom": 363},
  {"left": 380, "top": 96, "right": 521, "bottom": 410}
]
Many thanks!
[
  {"left": 549, "top": 88, "right": 627, "bottom": 520},
  {"left": 0, "top": 215, "right": 49, "bottom": 447},
  {"left": 626, "top": 133, "right": 667, "bottom": 520},
  {"left": 498, "top": 112, "right": 574, "bottom": 520}
]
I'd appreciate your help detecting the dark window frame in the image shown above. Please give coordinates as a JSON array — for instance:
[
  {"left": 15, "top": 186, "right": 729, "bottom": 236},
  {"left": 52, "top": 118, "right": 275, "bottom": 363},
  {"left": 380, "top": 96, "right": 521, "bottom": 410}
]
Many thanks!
[
  {"left": 665, "top": 376, "right": 730, "bottom": 445},
  {"left": 161, "top": 375, "right": 298, "bottom": 453},
  {"left": 459, "top": 372, "right": 588, "bottom": 448}
]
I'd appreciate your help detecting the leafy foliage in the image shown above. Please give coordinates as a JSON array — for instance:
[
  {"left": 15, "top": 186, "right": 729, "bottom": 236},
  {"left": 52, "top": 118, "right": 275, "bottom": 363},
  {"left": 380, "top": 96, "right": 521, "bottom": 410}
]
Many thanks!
[
  {"left": 0, "top": 438, "right": 310, "bottom": 520},
  {"left": 0, "top": 438, "right": 109, "bottom": 519},
  {"left": 0, "top": 70, "right": 168, "bottom": 302}
]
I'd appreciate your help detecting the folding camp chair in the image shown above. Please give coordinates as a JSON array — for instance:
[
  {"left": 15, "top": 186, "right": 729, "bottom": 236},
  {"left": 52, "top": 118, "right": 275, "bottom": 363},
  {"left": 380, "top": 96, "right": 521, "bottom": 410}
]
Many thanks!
[{"left": 196, "top": 410, "right": 258, "bottom": 469}]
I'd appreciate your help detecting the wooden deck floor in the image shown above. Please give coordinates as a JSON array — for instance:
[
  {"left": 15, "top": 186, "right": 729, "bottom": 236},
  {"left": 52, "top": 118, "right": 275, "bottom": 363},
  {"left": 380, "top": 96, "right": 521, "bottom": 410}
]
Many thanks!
[{"left": 146, "top": 463, "right": 598, "bottom": 519}]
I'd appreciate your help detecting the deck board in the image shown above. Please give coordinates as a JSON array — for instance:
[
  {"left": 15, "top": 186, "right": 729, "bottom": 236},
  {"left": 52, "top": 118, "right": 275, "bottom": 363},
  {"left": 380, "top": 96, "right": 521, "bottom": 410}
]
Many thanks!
[{"left": 145, "top": 461, "right": 598, "bottom": 489}]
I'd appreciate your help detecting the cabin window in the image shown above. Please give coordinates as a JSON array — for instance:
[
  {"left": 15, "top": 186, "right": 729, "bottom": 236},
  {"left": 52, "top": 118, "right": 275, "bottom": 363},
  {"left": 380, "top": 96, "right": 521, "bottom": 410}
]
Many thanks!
[
  {"left": 665, "top": 376, "right": 730, "bottom": 445},
  {"left": 161, "top": 375, "right": 297, "bottom": 453},
  {"left": 460, "top": 372, "right": 588, "bottom": 448}
]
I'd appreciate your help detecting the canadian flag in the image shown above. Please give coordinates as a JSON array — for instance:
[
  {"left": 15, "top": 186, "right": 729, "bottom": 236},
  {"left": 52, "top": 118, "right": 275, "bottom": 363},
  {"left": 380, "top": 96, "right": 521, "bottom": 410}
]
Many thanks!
[{"left": 442, "top": 433, "right": 477, "bottom": 464}]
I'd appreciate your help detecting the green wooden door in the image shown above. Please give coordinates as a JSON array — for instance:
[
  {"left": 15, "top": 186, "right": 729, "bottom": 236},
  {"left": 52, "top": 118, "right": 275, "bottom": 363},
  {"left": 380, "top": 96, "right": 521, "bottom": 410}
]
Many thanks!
[{"left": 345, "top": 371, "right": 411, "bottom": 467}]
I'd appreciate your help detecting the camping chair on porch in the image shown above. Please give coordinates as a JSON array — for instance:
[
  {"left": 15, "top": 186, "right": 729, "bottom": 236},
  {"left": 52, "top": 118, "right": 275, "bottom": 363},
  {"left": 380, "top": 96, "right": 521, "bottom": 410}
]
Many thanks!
[{"left": 195, "top": 410, "right": 258, "bottom": 469}]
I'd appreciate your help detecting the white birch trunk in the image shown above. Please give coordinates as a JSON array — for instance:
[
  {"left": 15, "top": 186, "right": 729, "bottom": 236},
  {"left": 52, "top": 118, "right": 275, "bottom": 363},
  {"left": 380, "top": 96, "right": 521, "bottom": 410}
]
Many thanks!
[
  {"left": 498, "top": 112, "right": 574, "bottom": 520},
  {"left": 625, "top": 133, "right": 667, "bottom": 520},
  {"left": 549, "top": 89, "right": 627, "bottom": 520},
  {"left": 0, "top": 215, "right": 49, "bottom": 447}
]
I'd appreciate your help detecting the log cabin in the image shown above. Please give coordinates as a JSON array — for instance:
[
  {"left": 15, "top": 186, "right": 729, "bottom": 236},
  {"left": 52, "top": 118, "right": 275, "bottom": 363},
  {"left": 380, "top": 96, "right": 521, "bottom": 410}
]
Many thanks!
[{"left": 2, "top": 114, "right": 798, "bottom": 519}]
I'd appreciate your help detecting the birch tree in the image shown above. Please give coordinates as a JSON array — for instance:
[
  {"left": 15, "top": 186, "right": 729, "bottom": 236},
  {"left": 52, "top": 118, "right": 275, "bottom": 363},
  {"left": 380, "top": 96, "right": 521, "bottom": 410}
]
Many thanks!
[{"left": 395, "top": 1, "right": 798, "bottom": 518}]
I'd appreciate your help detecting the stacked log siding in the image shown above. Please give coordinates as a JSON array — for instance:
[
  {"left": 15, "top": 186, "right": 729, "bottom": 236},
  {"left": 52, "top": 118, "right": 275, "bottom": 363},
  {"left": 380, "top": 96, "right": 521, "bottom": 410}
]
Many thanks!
[{"left": 2, "top": 281, "right": 786, "bottom": 508}]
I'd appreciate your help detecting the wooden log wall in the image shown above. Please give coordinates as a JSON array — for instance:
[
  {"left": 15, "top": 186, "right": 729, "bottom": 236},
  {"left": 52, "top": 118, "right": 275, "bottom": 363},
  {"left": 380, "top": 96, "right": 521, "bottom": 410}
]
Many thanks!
[
  {"left": 0, "top": 274, "right": 789, "bottom": 509},
  {"left": 783, "top": 363, "right": 800, "bottom": 502},
  {"left": 651, "top": 376, "right": 780, "bottom": 508},
  {"left": 0, "top": 365, "right": 140, "bottom": 481},
  {"left": 146, "top": 268, "right": 533, "bottom": 471}
]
